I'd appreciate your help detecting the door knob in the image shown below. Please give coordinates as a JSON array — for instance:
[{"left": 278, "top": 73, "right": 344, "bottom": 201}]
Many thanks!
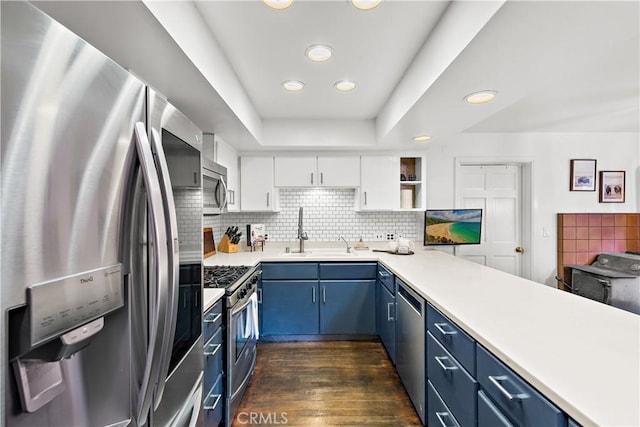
[{"left": 515, "top": 246, "right": 524, "bottom": 253}]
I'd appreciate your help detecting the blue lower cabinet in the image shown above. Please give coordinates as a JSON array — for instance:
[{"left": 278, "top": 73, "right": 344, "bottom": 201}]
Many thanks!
[
  {"left": 376, "top": 279, "right": 395, "bottom": 363},
  {"left": 427, "top": 380, "right": 461, "bottom": 427},
  {"left": 203, "top": 372, "right": 224, "bottom": 426},
  {"left": 478, "top": 390, "right": 514, "bottom": 427},
  {"left": 476, "top": 345, "right": 565, "bottom": 427},
  {"left": 427, "top": 332, "right": 477, "bottom": 427},
  {"left": 568, "top": 418, "right": 581, "bottom": 427},
  {"left": 319, "top": 262, "right": 377, "bottom": 279},
  {"left": 203, "top": 326, "right": 223, "bottom": 393},
  {"left": 320, "top": 280, "right": 375, "bottom": 334},
  {"left": 262, "top": 280, "right": 319, "bottom": 335}
]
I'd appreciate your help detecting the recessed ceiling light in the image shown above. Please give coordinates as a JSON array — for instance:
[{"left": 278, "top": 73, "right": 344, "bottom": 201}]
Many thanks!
[
  {"left": 351, "top": 0, "right": 382, "bottom": 10},
  {"left": 413, "top": 135, "right": 431, "bottom": 142},
  {"left": 263, "top": 0, "right": 293, "bottom": 10},
  {"left": 334, "top": 80, "right": 357, "bottom": 92},
  {"left": 464, "top": 90, "right": 497, "bottom": 104},
  {"left": 306, "top": 45, "right": 333, "bottom": 62},
  {"left": 282, "top": 80, "right": 304, "bottom": 91}
]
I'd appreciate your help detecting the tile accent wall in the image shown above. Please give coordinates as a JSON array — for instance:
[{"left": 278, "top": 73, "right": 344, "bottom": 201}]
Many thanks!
[
  {"left": 174, "top": 188, "right": 203, "bottom": 249},
  {"left": 204, "top": 188, "right": 422, "bottom": 245},
  {"left": 556, "top": 213, "right": 640, "bottom": 290}
]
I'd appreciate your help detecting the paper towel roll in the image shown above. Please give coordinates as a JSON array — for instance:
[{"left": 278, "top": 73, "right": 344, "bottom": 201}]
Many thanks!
[{"left": 400, "top": 189, "right": 413, "bottom": 209}]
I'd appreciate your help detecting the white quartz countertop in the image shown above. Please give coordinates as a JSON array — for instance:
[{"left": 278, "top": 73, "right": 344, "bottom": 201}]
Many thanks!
[
  {"left": 203, "top": 288, "right": 225, "bottom": 312},
  {"left": 202, "top": 243, "right": 640, "bottom": 427}
]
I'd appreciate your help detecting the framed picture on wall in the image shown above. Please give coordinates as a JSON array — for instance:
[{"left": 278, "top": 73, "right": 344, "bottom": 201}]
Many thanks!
[
  {"left": 599, "top": 171, "right": 625, "bottom": 203},
  {"left": 570, "top": 159, "right": 597, "bottom": 191}
]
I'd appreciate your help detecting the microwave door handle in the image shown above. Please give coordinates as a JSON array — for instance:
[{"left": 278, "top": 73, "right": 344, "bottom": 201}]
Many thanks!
[
  {"left": 220, "top": 177, "right": 228, "bottom": 213},
  {"left": 133, "top": 122, "right": 170, "bottom": 425},
  {"left": 149, "top": 128, "right": 180, "bottom": 408}
]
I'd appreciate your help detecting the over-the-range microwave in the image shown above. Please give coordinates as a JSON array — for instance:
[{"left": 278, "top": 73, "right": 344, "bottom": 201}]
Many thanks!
[{"left": 202, "top": 158, "right": 228, "bottom": 214}]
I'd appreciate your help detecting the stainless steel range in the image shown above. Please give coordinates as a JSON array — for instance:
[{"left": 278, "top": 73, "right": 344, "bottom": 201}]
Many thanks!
[
  {"left": 204, "top": 265, "right": 260, "bottom": 425},
  {"left": 567, "top": 252, "right": 640, "bottom": 315}
]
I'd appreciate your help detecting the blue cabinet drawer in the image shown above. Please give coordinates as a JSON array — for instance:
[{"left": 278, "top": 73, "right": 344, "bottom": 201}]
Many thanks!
[
  {"left": 261, "top": 262, "right": 318, "bottom": 280},
  {"left": 427, "top": 332, "right": 477, "bottom": 427},
  {"left": 478, "top": 390, "right": 515, "bottom": 427},
  {"left": 427, "top": 303, "right": 476, "bottom": 375},
  {"left": 204, "top": 372, "right": 224, "bottom": 427},
  {"left": 203, "top": 300, "right": 223, "bottom": 342},
  {"left": 319, "top": 262, "right": 377, "bottom": 279},
  {"left": 377, "top": 264, "right": 394, "bottom": 293},
  {"left": 476, "top": 345, "right": 565, "bottom": 427},
  {"left": 427, "top": 380, "right": 461, "bottom": 427},
  {"left": 204, "top": 327, "right": 223, "bottom": 393}
]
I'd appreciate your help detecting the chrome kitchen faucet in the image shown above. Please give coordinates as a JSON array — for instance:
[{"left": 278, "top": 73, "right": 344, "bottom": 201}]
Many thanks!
[
  {"left": 298, "top": 206, "right": 308, "bottom": 253},
  {"left": 339, "top": 235, "right": 352, "bottom": 253}
]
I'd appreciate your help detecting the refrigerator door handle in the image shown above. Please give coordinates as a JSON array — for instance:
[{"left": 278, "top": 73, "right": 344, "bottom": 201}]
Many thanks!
[
  {"left": 133, "top": 122, "right": 171, "bottom": 425},
  {"left": 149, "top": 128, "right": 180, "bottom": 408}
]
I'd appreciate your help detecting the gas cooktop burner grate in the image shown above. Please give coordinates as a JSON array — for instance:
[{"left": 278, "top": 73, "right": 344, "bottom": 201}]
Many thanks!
[{"left": 204, "top": 265, "right": 251, "bottom": 289}]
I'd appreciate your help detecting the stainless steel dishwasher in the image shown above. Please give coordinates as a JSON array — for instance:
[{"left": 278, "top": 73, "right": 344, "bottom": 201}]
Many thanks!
[{"left": 395, "top": 278, "right": 425, "bottom": 424}]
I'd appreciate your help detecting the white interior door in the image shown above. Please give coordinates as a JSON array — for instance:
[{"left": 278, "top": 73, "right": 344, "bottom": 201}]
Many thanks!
[{"left": 456, "top": 164, "right": 523, "bottom": 276}]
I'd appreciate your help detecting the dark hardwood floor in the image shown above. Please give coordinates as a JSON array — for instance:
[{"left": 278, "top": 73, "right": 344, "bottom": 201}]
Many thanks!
[{"left": 231, "top": 341, "right": 422, "bottom": 426}]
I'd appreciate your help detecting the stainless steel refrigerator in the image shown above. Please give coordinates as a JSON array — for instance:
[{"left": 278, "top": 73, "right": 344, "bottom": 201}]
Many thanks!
[{"left": 1, "top": 2, "right": 204, "bottom": 425}]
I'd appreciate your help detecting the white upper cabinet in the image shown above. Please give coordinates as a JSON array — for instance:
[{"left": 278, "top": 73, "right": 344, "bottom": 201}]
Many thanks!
[
  {"left": 214, "top": 137, "right": 239, "bottom": 211},
  {"left": 317, "top": 156, "right": 360, "bottom": 187},
  {"left": 359, "top": 156, "right": 399, "bottom": 211},
  {"left": 274, "top": 156, "right": 317, "bottom": 187},
  {"left": 274, "top": 156, "right": 360, "bottom": 187},
  {"left": 240, "top": 156, "right": 277, "bottom": 211}
]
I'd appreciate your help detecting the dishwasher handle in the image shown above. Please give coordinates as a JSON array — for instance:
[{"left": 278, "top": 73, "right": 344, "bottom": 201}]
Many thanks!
[{"left": 397, "top": 282, "right": 424, "bottom": 314}]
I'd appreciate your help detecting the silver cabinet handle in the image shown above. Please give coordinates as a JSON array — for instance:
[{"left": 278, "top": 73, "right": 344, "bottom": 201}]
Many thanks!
[
  {"left": 434, "top": 322, "right": 457, "bottom": 336},
  {"left": 311, "top": 173, "right": 314, "bottom": 185},
  {"left": 488, "top": 375, "right": 529, "bottom": 400},
  {"left": 320, "top": 172, "right": 324, "bottom": 184},
  {"left": 387, "top": 302, "right": 394, "bottom": 321},
  {"left": 364, "top": 191, "right": 367, "bottom": 205},
  {"left": 257, "top": 288, "right": 263, "bottom": 304},
  {"left": 266, "top": 191, "right": 270, "bottom": 207},
  {"left": 322, "top": 286, "right": 326, "bottom": 303},
  {"left": 203, "top": 313, "right": 222, "bottom": 324},
  {"left": 133, "top": 122, "right": 169, "bottom": 425},
  {"left": 149, "top": 127, "right": 180, "bottom": 408},
  {"left": 312, "top": 287, "right": 316, "bottom": 303},
  {"left": 193, "top": 172, "right": 198, "bottom": 185},
  {"left": 435, "top": 411, "right": 457, "bottom": 427},
  {"left": 435, "top": 356, "right": 459, "bottom": 371}
]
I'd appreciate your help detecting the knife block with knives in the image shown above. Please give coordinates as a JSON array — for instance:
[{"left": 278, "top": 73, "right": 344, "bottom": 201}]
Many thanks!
[{"left": 218, "top": 226, "right": 242, "bottom": 253}]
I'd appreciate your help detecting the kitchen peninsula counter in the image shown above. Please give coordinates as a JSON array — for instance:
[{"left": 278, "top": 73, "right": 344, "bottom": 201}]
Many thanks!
[{"left": 203, "top": 244, "right": 640, "bottom": 427}]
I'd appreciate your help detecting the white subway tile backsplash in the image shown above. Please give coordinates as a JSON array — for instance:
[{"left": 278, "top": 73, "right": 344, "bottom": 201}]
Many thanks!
[
  {"left": 174, "top": 189, "right": 202, "bottom": 248},
  {"left": 204, "top": 188, "right": 422, "bottom": 244}
]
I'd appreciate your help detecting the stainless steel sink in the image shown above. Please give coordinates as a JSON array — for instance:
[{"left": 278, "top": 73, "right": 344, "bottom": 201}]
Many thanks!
[{"left": 282, "top": 249, "right": 357, "bottom": 257}]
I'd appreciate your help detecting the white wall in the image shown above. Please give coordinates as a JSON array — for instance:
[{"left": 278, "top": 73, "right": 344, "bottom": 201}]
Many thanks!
[{"left": 425, "top": 132, "right": 639, "bottom": 285}]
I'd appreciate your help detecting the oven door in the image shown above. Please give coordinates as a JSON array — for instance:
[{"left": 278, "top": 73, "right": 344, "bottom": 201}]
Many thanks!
[
  {"left": 227, "top": 289, "right": 258, "bottom": 422},
  {"left": 571, "top": 270, "right": 612, "bottom": 304}
]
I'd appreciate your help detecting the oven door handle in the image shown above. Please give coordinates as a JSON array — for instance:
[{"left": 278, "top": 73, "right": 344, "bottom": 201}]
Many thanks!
[
  {"left": 133, "top": 122, "right": 170, "bottom": 426},
  {"left": 598, "top": 279, "right": 612, "bottom": 304},
  {"left": 149, "top": 127, "right": 180, "bottom": 408},
  {"left": 231, "top": 289, "right": 256, "bottom": 316}
]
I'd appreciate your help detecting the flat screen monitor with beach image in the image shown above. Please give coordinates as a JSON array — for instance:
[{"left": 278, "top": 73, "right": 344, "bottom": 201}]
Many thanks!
[{"left": 424, "top": 209, "right": 483, "bottom": 245}]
